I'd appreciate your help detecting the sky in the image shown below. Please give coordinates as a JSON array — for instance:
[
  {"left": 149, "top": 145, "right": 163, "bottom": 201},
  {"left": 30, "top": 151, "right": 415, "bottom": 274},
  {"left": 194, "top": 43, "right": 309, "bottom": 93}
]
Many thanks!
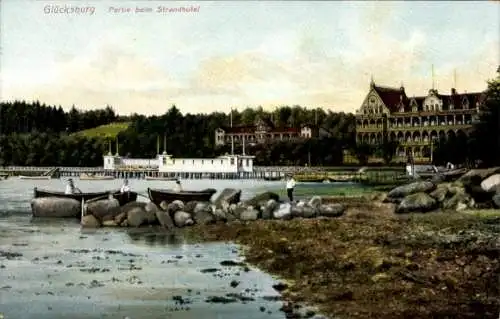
[{"left": 1, "top": 1, "right": 499, "bottom": 115}]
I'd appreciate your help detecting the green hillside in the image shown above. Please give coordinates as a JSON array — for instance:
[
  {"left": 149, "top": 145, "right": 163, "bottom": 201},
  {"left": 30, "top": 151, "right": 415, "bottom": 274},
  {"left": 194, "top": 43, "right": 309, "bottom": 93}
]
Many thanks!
[{"left": 73, "top": 122, "right": 131, "bottom": 138}]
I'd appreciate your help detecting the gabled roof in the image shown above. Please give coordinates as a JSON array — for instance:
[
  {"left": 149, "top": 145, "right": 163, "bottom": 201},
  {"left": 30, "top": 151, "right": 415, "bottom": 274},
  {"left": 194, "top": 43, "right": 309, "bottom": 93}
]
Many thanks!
[{"left": 372, "top": 85, "right": 408, "bottom": 113}]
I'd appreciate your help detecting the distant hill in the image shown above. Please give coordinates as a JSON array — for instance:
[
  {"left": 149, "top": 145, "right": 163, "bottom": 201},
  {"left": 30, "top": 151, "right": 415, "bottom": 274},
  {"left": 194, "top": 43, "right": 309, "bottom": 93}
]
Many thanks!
[{"left": 72, "top": 122, "right": 130, "bottom": 138}]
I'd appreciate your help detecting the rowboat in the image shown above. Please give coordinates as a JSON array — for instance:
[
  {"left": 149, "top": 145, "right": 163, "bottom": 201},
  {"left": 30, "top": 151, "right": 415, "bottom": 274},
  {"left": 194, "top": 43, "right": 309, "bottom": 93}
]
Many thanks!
[
  {"left": 147, "top": 187, "right": 217, "bottom": 205},
  {"left": 144, "top": 176, "right": 177, "bottom": 181},
  {"left": 33, "top": 188, "right": 138, "bottom": 206},
  {"left": 80, "top": 173, "right": 115, "bottom": 180},
  {"left": 20, "top": 175, "right": 53, "bottom": 180}
]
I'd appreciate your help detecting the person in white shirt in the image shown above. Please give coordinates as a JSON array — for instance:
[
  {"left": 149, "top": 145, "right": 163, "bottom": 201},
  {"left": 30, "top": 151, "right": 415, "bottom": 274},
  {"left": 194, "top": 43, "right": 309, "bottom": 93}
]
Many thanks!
[
  {"left": 120, "top": 179, "right": 130, "bottom": 193},
  {"left": 173, "top": 179, "right": 183, "bottom": 192},
  {"left": 286, "top": 174, "right": 296, "bottom": 202},
  {"left": 65, "top": 179, "right": 81, "bottom": 194}
]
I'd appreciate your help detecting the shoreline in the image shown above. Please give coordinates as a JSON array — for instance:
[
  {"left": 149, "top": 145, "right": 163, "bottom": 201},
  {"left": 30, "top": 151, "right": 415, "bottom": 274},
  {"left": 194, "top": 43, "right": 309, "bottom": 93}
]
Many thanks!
[{"left": 182, "top": 202, "right": 500, "bottom": 319}]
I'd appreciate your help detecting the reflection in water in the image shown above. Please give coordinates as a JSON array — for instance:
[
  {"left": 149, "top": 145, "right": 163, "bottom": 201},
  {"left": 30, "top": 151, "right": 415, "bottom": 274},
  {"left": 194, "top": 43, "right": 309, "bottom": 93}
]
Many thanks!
[{"left": 126, "top": 229, "right": 188, "bottom": 247}]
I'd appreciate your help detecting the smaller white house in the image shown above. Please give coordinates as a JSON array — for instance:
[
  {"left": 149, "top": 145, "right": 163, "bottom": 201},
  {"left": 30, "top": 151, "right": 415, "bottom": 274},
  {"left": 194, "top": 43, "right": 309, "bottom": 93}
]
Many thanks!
[{"left": 103, "top": 152, "right": 255, "bottom": 173}]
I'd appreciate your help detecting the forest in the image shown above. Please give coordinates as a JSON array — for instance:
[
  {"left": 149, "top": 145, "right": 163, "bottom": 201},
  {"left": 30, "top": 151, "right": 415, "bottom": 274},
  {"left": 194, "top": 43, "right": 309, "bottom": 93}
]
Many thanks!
[{"left": 0, "top": 68, "right": 498, "bottom": 167}]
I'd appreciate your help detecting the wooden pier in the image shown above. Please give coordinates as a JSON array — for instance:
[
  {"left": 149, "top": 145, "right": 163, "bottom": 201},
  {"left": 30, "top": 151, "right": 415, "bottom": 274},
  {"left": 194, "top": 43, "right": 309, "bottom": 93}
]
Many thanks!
[{"left": 0, "top": 165, "right": 404, "bottom": 183}]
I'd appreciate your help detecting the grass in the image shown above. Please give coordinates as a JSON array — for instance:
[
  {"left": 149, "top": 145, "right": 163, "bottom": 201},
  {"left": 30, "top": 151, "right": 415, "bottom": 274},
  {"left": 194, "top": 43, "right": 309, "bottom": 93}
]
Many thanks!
[{"left": 72, "top": 122, "right": 131, "bottom": 139}]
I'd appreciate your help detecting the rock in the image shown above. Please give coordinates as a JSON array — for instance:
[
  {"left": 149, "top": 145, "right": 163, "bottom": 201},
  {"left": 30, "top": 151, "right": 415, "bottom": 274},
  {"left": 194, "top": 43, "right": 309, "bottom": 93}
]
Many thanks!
[
  {"left": 31, "top": 197, "right": 81, "bottom": 218},
  {"left": 492, "top": 194, "right": 500, "bottom": 208},
  {"left": 308, "top": 196, "right": 322, "bottom": 209},
  {"left": 396, "top": 192, "right": 438, "bottom": 214},
  {"left": 183, "top": 201, "right": 198, "bottom": 213},
  {"left": 231, "top": 204, "right": 248, "bottom": 219},
  {"left": 220, "top": 200, "right": 230, "bottom": 214},
  {"left": 144, "top": 202, "right": 159, "bottom": 224},
  {"left": 443, "top": 192, "right": 475, "bottom": 211},
  {"left": 81, "top": 214, "right": 101, "bottom": 228},
  {"left": 429, "top": 184, "right": 449, "bottom": 202},
  {"left": 262, "top": 199, "right": 279, "bottom": 220},
  {"left": 159, "top": 201, "right": 169, "bottom": 211},
  {"left": 173, "top": 211, "right": 194, "bottom": 227},
  {"left": 167, "top": 200, "right": 185, "bottom": 215},
  {"left": 466, "top": 184, "right": 496, "bottom": 203},
  {"left": 291, "top": 203, "right": 317, "bottom": 218},
  {"left": 318, "top": 203, "right": 345, "bottom": 217},
  {"left": 239, "top": 208, "right": 259, "bottom": 221},
  {"left": 213, "top": 188, "right": 242, "bottom": 206},
  {"left": 480, "top": 174, "right": 500, "bottom": 192},
  {"left": 274, "top": 203, "right": 292, "bottom": 220},
  {"left": 155, "top": 210, "right": 175, "bottom": 229},
  {"left": 102, "top": 220, "right": 118, "bottom": 227},
  {"left": 120, "top": 219, "right": 128, "bottom": 227},
  {"left": 388, "top": 181, "right": 436, "bottom": 198},
  {"left": 192, "top": 209, "right": 216, "bottom": 225},
  {"left": 458, "top": 168, "right": 500, "bottom": 189},
  {"left": 84, "top": 198, "right": 120, "bottom": 221},
  {"left": 122, "top": 202, "right": 149, "bottom": 227},
  {"left": 213, "top": 208, "right": 229, "bottom": 222},
  {"left": 244, "top": 191, "right": 280, "bottom": 207},
  {"left": 114, "top": 212, "right": 127, "bottom": 224}
]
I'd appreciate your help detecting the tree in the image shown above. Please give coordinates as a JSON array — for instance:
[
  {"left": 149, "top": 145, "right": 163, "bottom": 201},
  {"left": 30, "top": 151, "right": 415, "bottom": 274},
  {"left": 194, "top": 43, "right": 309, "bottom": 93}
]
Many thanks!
[
  {"left": 352, "top": 142, "right": 374, "bottom": 165},
  {"left": 375, "top": 140, "right": 399, "bottom": 165},
  {"left": 470, "top": 67, "right": 500, "bottom": 166}
]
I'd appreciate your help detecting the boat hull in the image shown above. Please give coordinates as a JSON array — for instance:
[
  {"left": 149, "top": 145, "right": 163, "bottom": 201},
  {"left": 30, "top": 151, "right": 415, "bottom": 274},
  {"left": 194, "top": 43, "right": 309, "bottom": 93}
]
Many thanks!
[
  {"left": 79, "top": 174, "right": 115, "bottom": 180},
  {"left": 145, "top": 176, "right": 177, "bottom": 181},
  {"left": 33, "top": 188, "right": 138, "bottom": 206},
  {"left": 20, "top": 175, "right": 52, "bottom": 180},
  {"left": 147, "top": 188, "right": 216, "bottom": 205}
]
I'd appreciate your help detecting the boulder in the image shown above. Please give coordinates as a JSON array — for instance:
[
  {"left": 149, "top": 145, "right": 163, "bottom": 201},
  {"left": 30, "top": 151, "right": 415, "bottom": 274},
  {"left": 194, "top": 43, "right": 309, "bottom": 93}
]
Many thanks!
[
  {"left": 144, "top": 202, "right": 159, "bottom": 224},
  {"left": 84, "top": 198, "right": 120, "bottom": 221},
  {"left": 458, "top": 168, "right": 500, "bottom": 186},
  {"left": 262, "top": 199, "right": 279, "bottom": 220},
  {"left": 273, "top": 203, "right": 293, "bottom": 220},
  {"left": 183, "top": 201, "right": 198, "bottom": 214},
  {"left": 396, "top": 192, "right": 438, "bottom": 214},
  {"left": 167, "top": 200, "right": 185, "bottom": 215},
  {"left": 388, "top": 181, "right": 436, "bottom": 198},
  {"left": 308, "top": 196, "right": 322, "bottom": 209},
  {"left": 213, "top": 188, "right": 242, "bottom": 207},
  {"left": 429, "top": 184, "right": 450, "bottom": 202},
  {"left": 192, "top": 207, "right": 216, "bottom": 225},
  {"left": 480, "top": 174, "right": 500, "bottom": 193},
  {"left": 173, "top": 211, "right": 194, "bottom": 227},
  {"left": 244, "top": 191, "right": 280, "bottom": 207},
  {"left": 213, "top": 208, "right": 229, "bottom": 222},
  {"left": 231, "top": 203, "right": 248, "bottom": 219},
  {"left": 492, "top": 194, "right": 500, "bottom": 208},
  {"left": 159, "top": 201, "right": 169, "bottom": 211},
  {"left": 123, "top": 202, "right": 150, "bottom": 227},
  {"left": 31, "top": 197, "right": 81, "bottom": 218},
  {"left": 318, "top": 204, "right": 345, "bottom": 217},
  {"left": 81, "top": 214, "right": 101, "bottom": 228},
  {"left": 239, "top": 208, "right": 259, "bottom": 221},
  {"left": 155, "top": 210, "right": 175, "bottom": 229},
  {"left": 443, "top": 193, "right": 475, "bottom": 211},
  {"left": 114, "top": 212, "right": 127, "bottom": 224},
  {"left": 291, "top": 203, "right": 317, "bottom": 218}
]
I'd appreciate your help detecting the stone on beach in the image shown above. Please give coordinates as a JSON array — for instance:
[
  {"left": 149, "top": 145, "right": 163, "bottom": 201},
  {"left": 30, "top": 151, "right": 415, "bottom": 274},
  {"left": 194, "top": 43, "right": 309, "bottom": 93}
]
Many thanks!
[
  {"left": 480, "top": 174, "right": 500, "bottom": 193},
  {"left": 173, "top": 210, "right": 194, "bottom": 227},
  {"left": 81, "top": 214, "right": 101, "bottom": 228},
  {"left": 261, "top": 199, "right": 279, "bottom": 220},
  {"left": 318, "top": 203, "right": 345, "bottom": 217},
  {"left": 396, "top": 192, "right": 438, "bottom": 214},
  {"left": 387, "top": 181, "right": 436, "bottom": 198},
  {"left": 155, "top": 209, "right": 175, "bottom": 229},
  {"left": 214, "top": 188, "right": 242, "bottom": 207},
  {"left": 31, "top": 197, "right": 81, "bottom": 218},
  {"left": 84, "top": 198, "right": 120, "bottom": 220},
  {"left": 244, "top": 191, "right": 280, "bottom": 207},
  {"left": 274, "top": 203, "right": 292, "bottom": 220},
  {"left": 122, "top": 202, "right": 152, "bottom": 227}
]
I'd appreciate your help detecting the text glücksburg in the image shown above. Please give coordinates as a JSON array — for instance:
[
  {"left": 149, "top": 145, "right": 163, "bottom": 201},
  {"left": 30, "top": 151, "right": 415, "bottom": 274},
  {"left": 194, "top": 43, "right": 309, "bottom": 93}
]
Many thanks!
[{"left": 44, "top": 5, "right": 95, "bottom": 15}]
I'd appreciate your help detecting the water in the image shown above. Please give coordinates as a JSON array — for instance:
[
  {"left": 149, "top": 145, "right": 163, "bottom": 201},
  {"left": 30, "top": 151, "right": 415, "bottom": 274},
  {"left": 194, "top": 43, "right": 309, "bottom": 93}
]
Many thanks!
[{"left": 0, "top": 178, "right": 340, "bottom": 319}]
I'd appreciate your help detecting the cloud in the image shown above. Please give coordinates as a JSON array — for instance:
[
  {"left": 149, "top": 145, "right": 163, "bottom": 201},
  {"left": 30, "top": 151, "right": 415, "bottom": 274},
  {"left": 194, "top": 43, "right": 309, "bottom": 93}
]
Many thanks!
[{"left": 1, "top": 2, "right": 498, "bottom": 115}]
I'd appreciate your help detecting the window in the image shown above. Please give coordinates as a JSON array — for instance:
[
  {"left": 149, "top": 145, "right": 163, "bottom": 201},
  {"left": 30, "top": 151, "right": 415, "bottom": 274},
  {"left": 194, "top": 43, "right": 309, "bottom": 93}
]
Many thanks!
[
  {"left": 221, "top": 160, "right": 223, "bottom": 165},
  {"left": 172, "top": 159, "right": 175, "bottom": 164},
  {"left": 201, "top": 160, "right": 204, "bottom": 164},
  {"left": 182, "top": 160, "right": 185, "bottom": 164},
  {"left": 192, "top": 160, "right": 195, "bottom": 164},
  {"left": 230, "top": 158, "right": 235, "bottom": 165},
  {"left": 162, "top": 157, "right": 167, "bottom": 165},
  {"left": 246, "top": 159, "right": 250, "bottom": 166},
  {"left": 211, "top": 160, "right": 214, "bottom": 164}
]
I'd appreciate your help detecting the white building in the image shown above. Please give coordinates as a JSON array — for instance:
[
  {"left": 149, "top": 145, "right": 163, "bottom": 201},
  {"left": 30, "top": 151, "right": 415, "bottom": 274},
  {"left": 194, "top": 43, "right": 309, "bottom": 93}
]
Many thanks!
[{"left": 103, "top": 152, "right": 255, "bottom": 173}]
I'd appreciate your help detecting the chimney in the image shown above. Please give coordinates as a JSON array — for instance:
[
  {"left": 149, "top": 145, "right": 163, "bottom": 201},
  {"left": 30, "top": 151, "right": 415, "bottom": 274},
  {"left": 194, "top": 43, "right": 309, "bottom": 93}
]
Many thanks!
[{"left": 451, "top": 88, "right": 457, "bottom": 95}]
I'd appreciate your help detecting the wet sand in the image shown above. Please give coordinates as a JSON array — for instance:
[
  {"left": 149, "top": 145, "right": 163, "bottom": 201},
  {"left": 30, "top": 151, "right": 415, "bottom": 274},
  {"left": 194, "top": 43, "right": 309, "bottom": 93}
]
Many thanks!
[{"left": 0, "top": 217, "right": 286, "bottom": 319}]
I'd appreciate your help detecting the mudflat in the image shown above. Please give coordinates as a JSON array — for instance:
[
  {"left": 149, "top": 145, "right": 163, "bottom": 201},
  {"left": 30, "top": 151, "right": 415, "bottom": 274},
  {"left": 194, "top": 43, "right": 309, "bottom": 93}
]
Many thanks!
[{"left": 184, "top": 200, "right": 500, "bottom": 319}]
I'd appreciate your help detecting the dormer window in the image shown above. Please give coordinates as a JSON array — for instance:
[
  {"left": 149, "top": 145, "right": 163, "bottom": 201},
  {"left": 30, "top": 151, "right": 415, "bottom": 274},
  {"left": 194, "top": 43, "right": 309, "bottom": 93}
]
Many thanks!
[
  {"left": 399, "top": 105, "right": 404, "bottom": 112},
  {"left": 462, "top": 97, "right": 469, "bottom": 109}
]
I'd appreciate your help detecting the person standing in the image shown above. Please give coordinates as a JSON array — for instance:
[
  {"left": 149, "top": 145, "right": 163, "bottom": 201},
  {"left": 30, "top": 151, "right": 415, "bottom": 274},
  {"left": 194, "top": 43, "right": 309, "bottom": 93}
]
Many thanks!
[
  {"left": 286, "top": 174, "right": 296, "bottom": 202},
  {"left": 120, "top": 179, "right": 130, "bottom": 193},
  {"left": 65, "top": 178, "right": 82, "bottom": 194},
  {"left": 173, "top": 178, "right": 183, "bottom": 192}
]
